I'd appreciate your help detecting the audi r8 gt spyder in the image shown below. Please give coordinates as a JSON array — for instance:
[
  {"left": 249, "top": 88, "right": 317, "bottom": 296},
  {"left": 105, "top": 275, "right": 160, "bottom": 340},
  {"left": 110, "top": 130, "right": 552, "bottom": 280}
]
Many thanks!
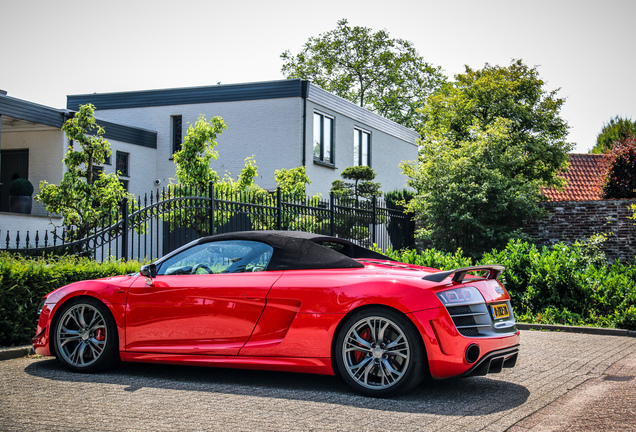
[{"left": 33, "top": 231, "right": 520, "bottom": 397}]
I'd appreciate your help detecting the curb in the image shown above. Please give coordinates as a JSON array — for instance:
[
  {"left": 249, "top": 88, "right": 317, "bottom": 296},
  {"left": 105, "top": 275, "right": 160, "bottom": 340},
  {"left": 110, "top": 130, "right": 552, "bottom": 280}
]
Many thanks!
[
  {"left": 517, "top": 323, "right": 636, "bottom": 338},
  {"left": 0, "top": 345, "right": 32, "bottom": 361}
]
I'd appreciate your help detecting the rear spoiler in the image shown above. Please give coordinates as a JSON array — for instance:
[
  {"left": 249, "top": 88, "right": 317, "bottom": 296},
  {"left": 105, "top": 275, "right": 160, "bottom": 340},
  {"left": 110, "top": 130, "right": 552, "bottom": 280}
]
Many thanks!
[{"left": 422, "top": 265, "right": 505, "bottom": 283}]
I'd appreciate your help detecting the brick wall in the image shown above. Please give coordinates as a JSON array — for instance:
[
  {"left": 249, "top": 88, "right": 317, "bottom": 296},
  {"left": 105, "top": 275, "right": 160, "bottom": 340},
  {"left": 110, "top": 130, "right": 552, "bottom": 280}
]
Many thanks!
[{"left": 524, "top": 199, "right": 636, "bottom": 263}]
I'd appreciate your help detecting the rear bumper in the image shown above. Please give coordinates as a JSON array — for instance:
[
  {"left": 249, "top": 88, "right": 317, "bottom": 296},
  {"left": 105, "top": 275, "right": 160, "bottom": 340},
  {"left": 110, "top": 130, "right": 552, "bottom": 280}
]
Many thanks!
[
  {"left": 461, "top": 345, "right": 519, "bottom": 377},
  {"left": 409, "top": 307, "right": 521, "bottom": 380}
]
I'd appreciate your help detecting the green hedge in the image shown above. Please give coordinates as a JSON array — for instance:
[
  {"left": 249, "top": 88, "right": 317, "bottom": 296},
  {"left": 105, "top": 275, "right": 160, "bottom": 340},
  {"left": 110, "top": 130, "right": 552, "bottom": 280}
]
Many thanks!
[
  {"left": 0, "top": 253, "right": 143, "bottom": 347},
  {"left": 2, "top": 237, "right": 636, "bottom": 347},
  {"left": 385, "top": 238, "right": 636, "bottom": 330}
]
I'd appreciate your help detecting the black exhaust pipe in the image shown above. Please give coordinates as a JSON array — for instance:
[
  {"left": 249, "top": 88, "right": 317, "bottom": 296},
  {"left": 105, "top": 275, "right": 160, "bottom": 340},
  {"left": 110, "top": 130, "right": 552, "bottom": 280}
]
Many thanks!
[{"left": 465, "top": 343, "right": 480, "bottom": 364}]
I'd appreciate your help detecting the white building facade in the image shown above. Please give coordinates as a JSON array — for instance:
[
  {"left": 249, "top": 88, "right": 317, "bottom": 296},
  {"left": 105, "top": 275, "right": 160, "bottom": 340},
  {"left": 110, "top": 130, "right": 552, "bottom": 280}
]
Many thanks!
[
  {"left": 1, "top": 80, "right": 418, "bottom": 239},
  {"left": 67, "top": 79, "right": 419, "bottom": 198}
]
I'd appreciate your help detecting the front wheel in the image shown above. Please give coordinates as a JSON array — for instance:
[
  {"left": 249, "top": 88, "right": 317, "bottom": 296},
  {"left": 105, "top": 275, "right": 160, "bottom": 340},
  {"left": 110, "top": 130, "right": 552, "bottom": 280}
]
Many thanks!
[
  {"left": 335, "top": 308, "right": 426, "bottom": 397},
  {"left": 52, "top": 298, "right": 119, "bottom": 372}
]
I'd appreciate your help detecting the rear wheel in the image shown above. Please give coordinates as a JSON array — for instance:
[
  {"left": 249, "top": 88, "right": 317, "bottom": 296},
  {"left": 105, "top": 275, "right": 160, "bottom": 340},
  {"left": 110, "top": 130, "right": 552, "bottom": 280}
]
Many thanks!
[
  {"left": 335, "top": 308, "right": 426, "bottom": 397},
  {"left": 52, "top": 298, "right": 119, "bottom": 372}
]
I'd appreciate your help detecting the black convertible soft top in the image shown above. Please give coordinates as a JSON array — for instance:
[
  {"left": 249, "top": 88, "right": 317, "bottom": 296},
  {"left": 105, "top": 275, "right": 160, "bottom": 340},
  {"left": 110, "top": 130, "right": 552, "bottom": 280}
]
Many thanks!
[{"left": 186, "top": 230, "right": 392, "bottom": 271}]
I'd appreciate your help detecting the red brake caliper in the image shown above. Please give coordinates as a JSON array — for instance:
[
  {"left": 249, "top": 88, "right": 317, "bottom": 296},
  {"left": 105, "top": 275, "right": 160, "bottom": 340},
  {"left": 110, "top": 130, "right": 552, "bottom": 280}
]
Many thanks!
[
  {"left": 94, "top": 328, "right": 105, "bottom": 341},
  {"left": 353, "top": 328, "right": 371, "bottom": 363}
]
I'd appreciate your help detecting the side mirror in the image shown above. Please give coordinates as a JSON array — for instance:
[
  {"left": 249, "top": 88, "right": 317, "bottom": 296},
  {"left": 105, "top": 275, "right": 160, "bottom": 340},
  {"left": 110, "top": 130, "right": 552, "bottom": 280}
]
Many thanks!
[{"left": 140, "top": 264, "right": 157, "bottom": 285}]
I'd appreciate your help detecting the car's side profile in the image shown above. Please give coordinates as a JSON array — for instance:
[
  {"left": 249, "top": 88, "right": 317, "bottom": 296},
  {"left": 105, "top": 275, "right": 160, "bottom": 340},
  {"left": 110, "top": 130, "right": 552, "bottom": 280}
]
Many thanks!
[{"left": 33, "top": 231, "right": 520, "bottom": 397}]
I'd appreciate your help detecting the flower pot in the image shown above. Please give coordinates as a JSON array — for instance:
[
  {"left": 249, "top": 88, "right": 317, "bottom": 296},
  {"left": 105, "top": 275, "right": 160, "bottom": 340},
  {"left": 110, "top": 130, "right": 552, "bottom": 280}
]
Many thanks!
[{"left": 9, "top": 195, "right": 32, "bottom": 214}]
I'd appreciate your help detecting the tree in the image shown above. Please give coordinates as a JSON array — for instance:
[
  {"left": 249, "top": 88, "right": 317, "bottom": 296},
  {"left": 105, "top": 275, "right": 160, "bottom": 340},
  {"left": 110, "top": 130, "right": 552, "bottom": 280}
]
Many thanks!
[
  {"left": 384, "top": 188, "right": 416, "bottom": 249},
  {"left": 172, "top": 115, "right": 227, "bottom": 188},
  {"left": 170, "top": 117, "right": 276, "bottom": 235},
  {"left": 274, "top": 165, "right": 312, "bottom": 200},
  {"left": 600, "top": 135, "right": 636, "bottom": 199},
  {"left": 591, "top": 116, "right": 636, "bottom": 154},
  {"left": 403, "top": 120, "right": 545, "bottom": 256},
  {"left": 421, "top": 59, "right": 572, "bottom": 190},
  {"left": 404, "top": 60, "right": 572, "bottom": 256},
  {"left": 331, "top": 165, "right": 381, "bottom": 206},
  {"left": 330, "top": 166, "right": 382, "bottom": 240},
  {"left": 281, "top": 19, "right": 446, "bottom": 130},
  {"left": 36, "top": 104, "right": 132, "bottom": 239}
]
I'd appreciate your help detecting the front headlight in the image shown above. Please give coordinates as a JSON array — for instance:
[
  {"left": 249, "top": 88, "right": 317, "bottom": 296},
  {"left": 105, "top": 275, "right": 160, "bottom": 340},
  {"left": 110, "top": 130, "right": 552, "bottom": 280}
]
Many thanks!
[{"left": 436, "top": 287, "right": 484, "bottom": 306}]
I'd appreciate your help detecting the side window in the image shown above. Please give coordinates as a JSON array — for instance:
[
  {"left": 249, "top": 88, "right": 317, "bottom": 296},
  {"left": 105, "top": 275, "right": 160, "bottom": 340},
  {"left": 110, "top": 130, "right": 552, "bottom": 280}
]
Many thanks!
[
  {"left": 116, "top": 151, "right": 130, "bottom": 177},
  {"left": 172, "top": 115, "right": 183, "bottom": 153},
  {"left": 353, "top": 128, "right": 371, "bottom": 167},
  {"left": 157, "top": 240, "right": 274, "bottom": 275},
  {"left": 313, "top": 112, "right": 334, "bottom": 166}
]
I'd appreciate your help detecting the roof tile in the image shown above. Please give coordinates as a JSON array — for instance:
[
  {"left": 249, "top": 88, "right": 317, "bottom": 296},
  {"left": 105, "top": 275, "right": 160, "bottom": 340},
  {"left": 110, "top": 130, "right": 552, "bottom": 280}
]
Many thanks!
[{"left": 542, "top": 154, "right": 608, "bottom": 201}]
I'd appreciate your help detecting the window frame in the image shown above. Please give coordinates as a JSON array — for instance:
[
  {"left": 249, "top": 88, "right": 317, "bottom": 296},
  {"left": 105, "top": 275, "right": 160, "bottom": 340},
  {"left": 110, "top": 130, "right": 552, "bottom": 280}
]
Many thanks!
[
  {"left": 353, "top": 128, "right": 371, "bottom": 167},
  {"left": 172, "top": 115, "right": 183, "bottom": 154},
  {"left": 313, "top": 111, "right": 335, "bottom": 167},
  {"left": 115, "top": 151, "right": 130, "bottom": 178}
]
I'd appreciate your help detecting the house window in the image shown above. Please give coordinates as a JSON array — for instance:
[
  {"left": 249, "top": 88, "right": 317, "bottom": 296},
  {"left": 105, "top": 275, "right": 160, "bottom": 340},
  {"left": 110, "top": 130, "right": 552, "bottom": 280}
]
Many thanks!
[
  {"left": 313, "top": 112, "right": 334, "bottom": 165},
  {"left": 172, "top": 115, "right": 183, "bottom": 153},
  {"left": 116, "top": 151, "right": 129, "bottom": 177},
  {"left": 354, "top": 128, "right": 371, "bottom": 166},
  {"left": 104, "top": 153, "right": 111, "bottom": 165}
]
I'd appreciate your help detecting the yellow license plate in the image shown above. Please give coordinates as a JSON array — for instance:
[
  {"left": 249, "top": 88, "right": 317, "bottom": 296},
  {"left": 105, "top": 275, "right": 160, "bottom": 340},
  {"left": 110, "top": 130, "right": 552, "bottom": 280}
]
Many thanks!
[{"left": 491, "top": 303, "right": 510, "bottom": 319}]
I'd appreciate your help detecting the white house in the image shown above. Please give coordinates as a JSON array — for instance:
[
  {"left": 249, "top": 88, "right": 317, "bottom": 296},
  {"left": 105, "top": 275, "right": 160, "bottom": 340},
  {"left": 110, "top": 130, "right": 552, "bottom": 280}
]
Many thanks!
[
  {"left": 67, "top": 79, "right": 419, "bottom": 198},
  {"left": 0, "top": 92, "right": 156, "bottom": 238},
  {"left": 1, "top": 80, "right": 418, "bottom": 239}
]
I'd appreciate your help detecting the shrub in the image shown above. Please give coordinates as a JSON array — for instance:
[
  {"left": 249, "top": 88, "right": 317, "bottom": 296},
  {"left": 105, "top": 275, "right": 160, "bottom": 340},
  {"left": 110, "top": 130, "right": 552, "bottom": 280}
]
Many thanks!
[
  {"left": 9, "top": 178, "right": 34, "bottom": 196},
  {"left": 0, "top": 253, "right": 143, "bottom": 346},
  {"left": 385, "top": 238, "right": 636, "bottom": 330}
]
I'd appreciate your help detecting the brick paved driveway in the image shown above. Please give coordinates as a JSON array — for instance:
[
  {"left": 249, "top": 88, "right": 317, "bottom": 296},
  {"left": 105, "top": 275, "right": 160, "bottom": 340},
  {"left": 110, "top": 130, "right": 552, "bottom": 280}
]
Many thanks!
[{"left": 1, "top": 330, "right": 635, "bottom": 431}]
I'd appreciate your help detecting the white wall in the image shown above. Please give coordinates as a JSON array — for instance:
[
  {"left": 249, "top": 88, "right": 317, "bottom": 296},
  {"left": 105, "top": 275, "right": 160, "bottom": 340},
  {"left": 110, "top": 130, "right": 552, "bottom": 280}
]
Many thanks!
[
  {"left": 0, "top": 212, "right": 63, "bottom": 248},
  {"left": 94, "top": 97, "right": 304, "bottom": 194},
  {"left": 98, "top": 138, "right": 157, "bottom": 201},
  {"left": 304, "top": 101, "right": 418, "bottom": 197},
  {"left": 1, "top": 128, "right": 66, "bottom": 216}
]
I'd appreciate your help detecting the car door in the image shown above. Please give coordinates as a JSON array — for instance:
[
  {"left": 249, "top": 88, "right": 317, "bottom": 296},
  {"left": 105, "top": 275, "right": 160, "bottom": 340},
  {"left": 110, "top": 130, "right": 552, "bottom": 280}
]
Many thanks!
[{"left": 125, "top": 239, "right": 282, "bottom": 355}]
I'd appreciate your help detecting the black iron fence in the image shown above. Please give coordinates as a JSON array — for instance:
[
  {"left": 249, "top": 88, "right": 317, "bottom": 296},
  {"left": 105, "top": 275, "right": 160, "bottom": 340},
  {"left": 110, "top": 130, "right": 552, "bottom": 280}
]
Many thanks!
[{"left": 1, "top": 184, "right": 414, "bottom": 261}]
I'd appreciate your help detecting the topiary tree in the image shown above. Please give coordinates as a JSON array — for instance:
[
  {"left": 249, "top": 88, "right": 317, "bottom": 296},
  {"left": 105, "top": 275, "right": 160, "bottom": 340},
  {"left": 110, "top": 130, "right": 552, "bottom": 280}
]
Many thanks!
[
  {"left": 330, "top": 166, "right": 382, "bottom": 240},
  {"left": 331, "top": 165, "right": 381, "bottom": 206}
]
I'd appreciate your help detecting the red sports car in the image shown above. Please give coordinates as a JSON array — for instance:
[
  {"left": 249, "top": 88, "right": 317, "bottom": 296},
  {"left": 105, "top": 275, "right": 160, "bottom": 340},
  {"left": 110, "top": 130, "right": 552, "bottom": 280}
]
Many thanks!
[{"left": 33, "top": 231, "right": 520, "bottom": 397}]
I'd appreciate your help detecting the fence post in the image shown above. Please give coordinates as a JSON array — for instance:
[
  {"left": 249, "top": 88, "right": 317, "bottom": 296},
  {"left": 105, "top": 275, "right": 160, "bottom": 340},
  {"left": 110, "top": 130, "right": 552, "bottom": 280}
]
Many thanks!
[
  {"left": 121, "top": 198, "right": 129, "bottom": 261},
  {"left": 329, "top": 192, "right": 335, "bottom": 236},
  {"left": 209, "top": 181, "right": 215, "bottom": 236},
  {"left": 372, "top": 195, "right": 377, "bottom": 245},
  {"left": 276, "top": 188, "right": 282, "bottom": 230}
]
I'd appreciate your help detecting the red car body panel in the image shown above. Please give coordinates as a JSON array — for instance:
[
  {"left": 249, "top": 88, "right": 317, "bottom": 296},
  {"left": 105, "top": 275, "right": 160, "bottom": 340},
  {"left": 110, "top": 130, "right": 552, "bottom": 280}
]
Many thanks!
[
  {"left": 124, "top": 272, "right": 283, "bottom": 355},
  {"left": 33, "top": 239, "right": 520, "bottom": 384}
]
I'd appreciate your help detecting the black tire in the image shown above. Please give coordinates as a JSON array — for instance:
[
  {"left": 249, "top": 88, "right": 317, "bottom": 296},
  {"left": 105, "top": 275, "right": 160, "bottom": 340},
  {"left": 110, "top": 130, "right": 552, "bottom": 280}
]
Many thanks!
[
  {"left": 51, "top": 297, "right": 120, "bottom": 372},
  {"left": 335, "top": 307, "right": 426, "bottom": 397}
]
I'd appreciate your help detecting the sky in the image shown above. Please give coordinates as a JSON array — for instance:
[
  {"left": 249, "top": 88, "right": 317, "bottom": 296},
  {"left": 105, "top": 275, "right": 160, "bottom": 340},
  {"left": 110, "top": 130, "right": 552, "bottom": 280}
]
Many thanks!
[{"left": 2, "top": 0, "right": 635, "bottom": 153}]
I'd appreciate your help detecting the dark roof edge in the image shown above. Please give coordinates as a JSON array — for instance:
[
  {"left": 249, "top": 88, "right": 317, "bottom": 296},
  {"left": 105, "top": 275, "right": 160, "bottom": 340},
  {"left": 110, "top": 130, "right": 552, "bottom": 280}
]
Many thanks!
[
  {"left": 0, "top": 94, "right": 67, "bottom": 128},
  {"left": 67, "top": 79, "right": 309, "bottom": 111},
  {"left": 0, "top": 94, "right": 157, "bottom": 148},
  {"left": 306, "top": 85, "right": 419, "bottom": 144},
  {"left": 95, "top": 118, "right": 157, "bottom": 149}
]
